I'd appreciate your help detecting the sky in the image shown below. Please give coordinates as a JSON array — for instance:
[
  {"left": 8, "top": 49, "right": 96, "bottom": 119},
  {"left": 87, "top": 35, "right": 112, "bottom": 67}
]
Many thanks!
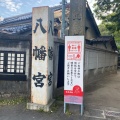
[{"left": 0, "top": 0, "right": 100, "bottom": 24}]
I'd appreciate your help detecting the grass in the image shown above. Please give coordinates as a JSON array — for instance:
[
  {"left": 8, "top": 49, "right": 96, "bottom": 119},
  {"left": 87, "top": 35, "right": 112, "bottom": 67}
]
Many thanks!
[
  {"left": 51, "top": 95, "right": 72, "bottom": 115},
  {"left": 0, "top": 96, "right": 29, "bottom": 106},
  {"left": 66, "top": 110, "right": 72, "bottom": 115},
  {"left": 50, "top": 95, "right": 64, "bottom": 112},
  {"left": 50, "top": 102, "right": 60, "bottom": 112},
  {"left": 56, "top": 95, "right": 64, "bottom": 101},
  {"left": 39, "top": 108, "right": 44, "bottom": 112},
  {"left": 65, "top": 104, "right": 72, "bottom": 115}
]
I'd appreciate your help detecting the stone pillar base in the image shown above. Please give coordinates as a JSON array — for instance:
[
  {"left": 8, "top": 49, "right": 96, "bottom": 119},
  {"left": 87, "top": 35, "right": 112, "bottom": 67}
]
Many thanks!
[{"left": 27, "top": 99, "right": 55, "bottom": 112}]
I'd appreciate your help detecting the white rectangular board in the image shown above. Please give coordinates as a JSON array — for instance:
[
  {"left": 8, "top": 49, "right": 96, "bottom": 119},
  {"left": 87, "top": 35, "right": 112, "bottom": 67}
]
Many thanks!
[{"left": 64, "top": 36, "right": 84, "bottom": 104}]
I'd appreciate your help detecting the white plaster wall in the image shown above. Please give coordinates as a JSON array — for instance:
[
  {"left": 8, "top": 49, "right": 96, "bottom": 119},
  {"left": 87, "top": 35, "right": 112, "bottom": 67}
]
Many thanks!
[
  {"left": 85, "top": 48, "right": 118, "bottom": 71},
  {"left": 92, "top": 43, "right": 113, "bottom": 52}
]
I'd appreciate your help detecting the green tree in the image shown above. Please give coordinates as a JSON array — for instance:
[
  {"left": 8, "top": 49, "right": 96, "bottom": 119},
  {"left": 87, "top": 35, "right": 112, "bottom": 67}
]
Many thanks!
[
  {"left": 94, "top": 0, "right": 120, "bottom": 50},
  {"left": 94, "top": 0, "right": 120, "bottom": 32},
  {"left": 98, "top": 23, "right": 111, "bottom": 36},
  {"left": 99, "top": 22, "right": 120, "bottom": 50}
]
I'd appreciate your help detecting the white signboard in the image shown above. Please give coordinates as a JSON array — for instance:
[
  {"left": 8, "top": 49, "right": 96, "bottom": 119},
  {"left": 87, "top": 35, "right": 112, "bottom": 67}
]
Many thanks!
[{"left": 64, "top": 36, "right": 84, "bottom": 106}]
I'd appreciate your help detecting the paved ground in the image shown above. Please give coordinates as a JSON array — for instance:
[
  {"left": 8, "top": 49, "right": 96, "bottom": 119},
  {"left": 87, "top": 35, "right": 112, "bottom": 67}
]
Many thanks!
[
  {"left": 85, "top": 70, "right": 120, "bottom": 109},
  {"left": 0, "top": 70, "right": 120, "bottom": 120}
]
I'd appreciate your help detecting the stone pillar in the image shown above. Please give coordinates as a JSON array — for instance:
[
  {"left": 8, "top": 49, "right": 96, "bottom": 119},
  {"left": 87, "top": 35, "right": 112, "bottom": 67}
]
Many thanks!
[
  {"left": 69, "top": 0, "right": 86, "bottom": 36},
  {"left": 27, "top": 7, "right": 54, "bottom": 111}
]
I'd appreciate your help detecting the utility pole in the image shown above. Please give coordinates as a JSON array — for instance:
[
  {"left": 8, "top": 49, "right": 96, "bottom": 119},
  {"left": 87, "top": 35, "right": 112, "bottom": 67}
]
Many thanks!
[
  {"left": 61, "top": 0, "right": 66, "bottom": 38},
  {"left": 69, "top": 0, "right": 86, "bottom": 36},
  {"left": 67, "top": 0, "right": 86, "bottom": 115}
]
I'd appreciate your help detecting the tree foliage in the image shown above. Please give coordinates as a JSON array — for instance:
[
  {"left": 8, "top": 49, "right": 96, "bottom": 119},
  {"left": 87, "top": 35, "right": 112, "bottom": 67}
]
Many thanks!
[
  {"left": 98, "top": 24, "right": 111, "bottom": 36},
  {"left": 94, "top": 0, "right": 120, "bottom": 33},
  {"left": 94, "top": 0, "right": 120, "bottom": 50},
  {"left": 98, "top": 22, "right": 120, "bottom": 50}
]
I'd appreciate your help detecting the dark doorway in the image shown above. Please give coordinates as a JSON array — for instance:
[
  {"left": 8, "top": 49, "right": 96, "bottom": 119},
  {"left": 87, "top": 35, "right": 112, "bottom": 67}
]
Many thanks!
[{"left": 57, "top": 45, "right": 65, "bottom": 88}]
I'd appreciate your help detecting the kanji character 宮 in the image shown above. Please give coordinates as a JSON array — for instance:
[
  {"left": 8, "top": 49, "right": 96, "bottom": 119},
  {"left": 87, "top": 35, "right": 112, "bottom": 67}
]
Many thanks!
[{"left": 33, "top": 72, "right": 46, "bottom": 87}]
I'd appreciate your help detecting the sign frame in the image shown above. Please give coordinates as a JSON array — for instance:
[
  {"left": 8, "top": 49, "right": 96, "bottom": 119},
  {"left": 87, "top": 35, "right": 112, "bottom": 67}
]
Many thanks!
[{"left": 64, "top": 36, "right": 85, "bottom": 115}]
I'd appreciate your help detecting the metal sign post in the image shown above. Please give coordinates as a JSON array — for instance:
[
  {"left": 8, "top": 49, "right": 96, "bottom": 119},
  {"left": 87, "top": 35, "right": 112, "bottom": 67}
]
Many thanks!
[{"left": 64, "top": 36, "right": 84, "bottom": 115}]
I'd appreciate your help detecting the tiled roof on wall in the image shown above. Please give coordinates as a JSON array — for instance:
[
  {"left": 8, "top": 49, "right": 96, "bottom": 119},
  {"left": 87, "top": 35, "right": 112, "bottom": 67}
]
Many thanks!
[
  {"left": 0, "top": 5, "right": 65, "bottom": 34},
  {"left": 0, "top": 13, "right": 32, "bottom": 25},
  {"left": 86, "top": 36, "right": 118, "bottom": 51},
  {"left": 0, "top": 24, "right": 32, "bottom": 34}
]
